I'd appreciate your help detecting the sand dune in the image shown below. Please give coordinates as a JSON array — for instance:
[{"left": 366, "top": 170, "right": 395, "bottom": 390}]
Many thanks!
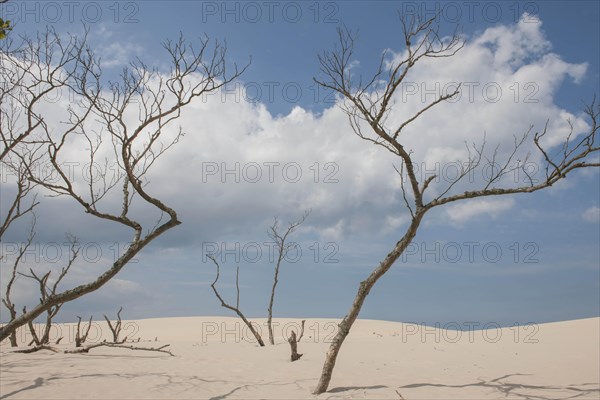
[{"left": 1, "top": 317, "right": 598, "bottom": 399}]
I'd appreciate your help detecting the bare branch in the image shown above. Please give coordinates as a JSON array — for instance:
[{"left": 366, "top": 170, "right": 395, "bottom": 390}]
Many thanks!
[
  {"left": 13, "top": 345, "right": 60, "bottom": 354},
  {"left": 208, "top": 255, "right": 265, "bottom": 347},
  {"left": 267, "top": 211, "right": 310, "bottom": 345},
  {"left": 104, "top": 306, "right": 124, "bottom": 343},
  {"left": 427, "top": 104, "right": 599, "bottom": 209},
  {"left": 314, "top": 16, "right": 464, "bottom": 212},
  {"left": 65, "top": 341, "right": 174, "bottom": 356},
  {"left": 312, "top": 10, "right": 598, "bottom": 395},
  {"left": 393, "top": 162, "right": 414, "bottom": 219},
  {"left": 14, "top": 341, "right": 174, "bottom": 356},
  {"left": 18, "top": 235, "right": 79, "bottom": 345},
  {"left": 75, "top": 315, "right": 93, "bottom": 347},
  {"left": 1, "top": 215, "right": 35, "bottom": 347},
  {"left": 297, "top": 320, "right": 306, "bottom": 343},
  {"left": 0, "top": 27, "right": 248, "bottom": 342}
]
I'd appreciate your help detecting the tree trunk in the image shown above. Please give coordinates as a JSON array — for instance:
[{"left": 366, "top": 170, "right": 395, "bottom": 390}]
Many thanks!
[
  {"left": 26, "top": 316, "right": 40, "bottom": 346},
  {"left": 313, "top": 213, "right": 423, "bottom": 394},
  {"left": 40, "top": 310, "right": 55, "bottom": 344},
  {"left": 0, "top": 228, "right": 176, "bottom": 342},
  {"left": 6, "top": 308, "right": 17, "bottom": 347},
  {"left": 267, "top": 272, "right": 278, "bottom": 345},
  {"left": 8, "top": 332, "right": 17, "bottom": 347},
  {"left": 288, "top": 330, "right": 302, "bottom": 361},
  {"left": 240, "top": 314, "right": 265, "bottom": 347},
  {"left": 267, "top": 278, "right": 278, "bottom": 345}
]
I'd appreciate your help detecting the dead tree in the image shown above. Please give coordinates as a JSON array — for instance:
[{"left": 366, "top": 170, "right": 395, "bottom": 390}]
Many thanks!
[
  {"left": 0, "top": 138, "right": 39, "bottom": 348},
  {"left": 1, "top": 216, "right": 35, "bottom": 347},
  {"left": 75, "top": 316, "right": 93, "bottom": 347},
  {"left": 0, "top": 27, "right": 248, "bottom": 342},
  {"left": 266, "top": 211, "right": 309, "bottom": 345},
  {"left": 287, "top": 330, "right": 303, "bottom": 362},
  {"left": 208, "top": 255, "right": 265, "bottom": 347},
  {"left": 312, "top": 14, "right": 599, "bottom": 394},
  {"left": 104, "top": 307, "right": 124, "bottom": 343},
  {"left": 19, "top": 235, "right": 79, "bottom": 346}
]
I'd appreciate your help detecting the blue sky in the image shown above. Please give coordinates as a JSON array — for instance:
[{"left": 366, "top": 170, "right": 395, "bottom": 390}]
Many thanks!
[{"left": 1, "top": 1, "right": 599, "bottom": 329}]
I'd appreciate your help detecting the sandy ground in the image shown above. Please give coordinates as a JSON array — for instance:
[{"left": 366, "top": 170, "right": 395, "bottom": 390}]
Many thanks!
[{"left": 0, "top": 316, "right": 598, "bottom": 399}]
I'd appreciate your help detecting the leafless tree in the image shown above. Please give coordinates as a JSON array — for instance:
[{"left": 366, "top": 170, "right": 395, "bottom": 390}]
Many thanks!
[
  {"left": 0, "top": 62, "right": 40, "bottom": 345},
  {"left": 75, "top": 315, "right": 93, "bottom": 347},
  {"left": 1, "top": 214, "right": 35, "bottom": 347},
  {"left": 0, "top": 27, "right": 248, "bottom": 342},
  {"left": 104, "top": 306, "right": 124, "bottom": 343},
  {"left": 208, "top": 255, "right": 265, "bottom": 346},
  {"left": 206, "top": 213, "right": 308, "bottom": 347},
  {"left": 267, "top": 211, "right": 309, "bottom": 345},
  {"left": 19, "top": 235, "right": 79, "bottom": 346},
  {"left": 312, "top": 14, "right": 599, "bottom": 394}
]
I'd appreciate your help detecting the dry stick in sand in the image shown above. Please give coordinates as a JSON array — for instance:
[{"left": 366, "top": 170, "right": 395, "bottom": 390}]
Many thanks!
[{"left": 288, "top": 330, "right": 303, "bottom": 362}]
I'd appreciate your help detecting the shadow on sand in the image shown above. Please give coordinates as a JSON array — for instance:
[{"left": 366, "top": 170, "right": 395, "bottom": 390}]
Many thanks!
[
  {"left": 3, "top": 372, "right": 598, "bottom": 399},
  {"left": 0, "top": 377, "right": 44, "bottom": 399},
  {"left": 327, "top": 385, "right": 388, "bottom": 393},
  {"left": 398, "top": 373, "right": 600, "bottom": 400}
]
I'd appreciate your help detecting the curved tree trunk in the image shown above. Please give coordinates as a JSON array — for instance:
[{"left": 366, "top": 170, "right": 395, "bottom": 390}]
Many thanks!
[
  {"left": 0, "top": 222, "right": 177, "bottom": 342},
  {"left": 313, "top": 213, "right": 424, "bottom": 394}
]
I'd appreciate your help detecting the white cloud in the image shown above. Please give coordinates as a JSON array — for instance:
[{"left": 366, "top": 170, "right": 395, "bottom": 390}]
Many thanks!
[
  {"left": 383, "top": 214, "right": 411, "bottom": 233},
  {"left": 473, "top": 13, "right": 551, "bottom": 68},
  {"left": 446, "top": 198, "right": 516, "bottom": 223},
  {"left": 1, "top": 14, "right": 593, "bottom": 252},
  {"left": 97, "top": 42, "right": 144, "bottom": 68},
  {"left": 582, "top": 206, "right": 600, "bottom": 223}
]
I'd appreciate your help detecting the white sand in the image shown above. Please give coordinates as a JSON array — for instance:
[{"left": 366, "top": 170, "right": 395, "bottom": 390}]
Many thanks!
[{"left": 1, "top": 317, "right": 598, "bottom": 399}]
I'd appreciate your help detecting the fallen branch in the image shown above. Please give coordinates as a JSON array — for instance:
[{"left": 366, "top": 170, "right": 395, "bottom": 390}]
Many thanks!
[
  {"left": 13, "top": 345, "right": 59, "bottom": 354},
  {"left": 13, "top": 341, "right": 174, "bottom": 356},
  {"left": 65, "top": 341, "right": 175, "bottom": 356}
]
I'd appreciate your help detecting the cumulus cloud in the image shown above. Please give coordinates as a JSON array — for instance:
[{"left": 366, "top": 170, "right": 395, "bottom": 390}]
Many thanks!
[
  {"left": 4, "top": 13, "right": 591, "bottom": 247},
  {"left": 149, "top": 13, "right": 588, "bottom": 240},
  {"left": 582, "top": 206, "right": 600, "bottom": 223},
  {"left": 2, "top": 14, "right": 594, "bottom": 318}
]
